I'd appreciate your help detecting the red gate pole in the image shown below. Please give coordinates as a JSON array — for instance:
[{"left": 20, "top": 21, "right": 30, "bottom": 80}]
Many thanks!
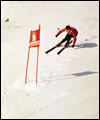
[
  {"left": 36, "top": 46, "right": 39, "bottom": 84},
  {"left": 25, "top": 48, "right": 30, "bottom": 84}
]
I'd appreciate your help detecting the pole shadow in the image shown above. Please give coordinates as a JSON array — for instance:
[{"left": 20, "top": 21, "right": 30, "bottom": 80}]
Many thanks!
[
  {"left": 70, "top": 71, "right": 98, "bottom": 76},
  {"left": 42, "top": 71, "right": 98, "bottom": 82}
]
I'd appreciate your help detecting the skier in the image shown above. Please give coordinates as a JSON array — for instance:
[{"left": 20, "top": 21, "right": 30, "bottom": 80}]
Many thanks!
[{"left": 55, "top": 25, "right": 78, "bottom": 48}]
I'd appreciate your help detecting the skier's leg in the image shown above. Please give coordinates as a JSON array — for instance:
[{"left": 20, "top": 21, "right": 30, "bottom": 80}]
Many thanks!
[
  {"left": 56, "top": 38, "right": 66, "bottom": 47},
  {"left": 56, "top": 34, "right": 68, "bottom": 47},
  {"left": 64, "top": 35, "right": 72, "bottom": 47}
]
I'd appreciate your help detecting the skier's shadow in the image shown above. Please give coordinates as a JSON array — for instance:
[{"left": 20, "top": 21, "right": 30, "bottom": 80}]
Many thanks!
[{"left": 76, "top": 43, "right": 97, "bottom": 49}]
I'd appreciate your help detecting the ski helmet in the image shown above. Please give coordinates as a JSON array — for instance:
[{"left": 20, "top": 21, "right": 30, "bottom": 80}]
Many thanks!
[{"left": 66, "top": 25, "right": 71, "bottom": 29}]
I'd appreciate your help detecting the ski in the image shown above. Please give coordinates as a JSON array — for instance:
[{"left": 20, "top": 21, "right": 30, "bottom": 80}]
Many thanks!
[
  {"left": 56, "top": 40, "right": 73, "bottom": 55},
  {"left": 45, "top": 42, "right": 62, "bottom": 54},
  {"left": 45, "top": 28, "right": 60, "bottom": 54},
  {"left": 45, "top": 46, "right": 56, "bottom": 54}
]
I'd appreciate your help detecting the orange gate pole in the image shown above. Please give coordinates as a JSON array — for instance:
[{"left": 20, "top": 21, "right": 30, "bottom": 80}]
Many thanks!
[
  {"left": 36, "top": 46, "right": 39, "bottom": 84},
  {"left": 25, "top": 48, "right": 30, "bottom": 84}
]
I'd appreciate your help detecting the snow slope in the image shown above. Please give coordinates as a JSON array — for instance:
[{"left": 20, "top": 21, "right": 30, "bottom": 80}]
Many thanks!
[{"left": 1, "top": 1, "right": 99, "bottom": 119}]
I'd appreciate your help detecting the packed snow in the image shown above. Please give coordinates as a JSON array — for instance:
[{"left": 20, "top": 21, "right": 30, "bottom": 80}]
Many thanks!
[{"left": 1, "top": 1, "right": 99, "bottom": 119}]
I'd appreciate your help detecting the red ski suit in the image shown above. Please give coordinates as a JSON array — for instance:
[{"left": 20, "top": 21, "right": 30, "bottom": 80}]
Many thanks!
[{"left": 57, "top": 27, "right": 78, "bottom": 45}]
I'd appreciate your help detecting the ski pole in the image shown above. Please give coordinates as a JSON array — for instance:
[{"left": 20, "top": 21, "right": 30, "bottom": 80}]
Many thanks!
[
  {"left": 76, "top": 39, "right": 88, "bottom": 46},
  {"left": 57, "top": 28, "right": 60, "bottom": 33}
]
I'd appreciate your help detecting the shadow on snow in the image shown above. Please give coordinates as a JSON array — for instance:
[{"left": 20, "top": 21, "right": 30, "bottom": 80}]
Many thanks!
[
  {"left": 76, "top": 43, "right": 97, "bottom": 49},
  {"left": 43, "top": 71, "right": 98, "bottom": 82},
  {"left": 70, "top": 71, "right": 98, "bottom": 76}
]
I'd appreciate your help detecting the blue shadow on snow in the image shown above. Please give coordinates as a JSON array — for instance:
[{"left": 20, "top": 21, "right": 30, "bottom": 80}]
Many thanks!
[
  {"left": 70, "top": 71, "right": 98, "bottom": 76},
  {"left": 76, "top": 43, "right": 97, "bottom": 48}
]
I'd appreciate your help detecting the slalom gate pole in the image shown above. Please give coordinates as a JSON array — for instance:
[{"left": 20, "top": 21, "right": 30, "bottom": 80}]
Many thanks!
[
  {"left": 25, "top": 48, "right": 30, "bottom": 84},
  {"left": 36, "top": 47, "right": 39, "bottom": 84}
]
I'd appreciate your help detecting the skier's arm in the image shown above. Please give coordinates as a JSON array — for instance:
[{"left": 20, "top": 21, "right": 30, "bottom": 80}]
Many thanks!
[
  {"left": 73, "top": 38, "right": 77, "bottom": 45},
  {"left": 71, "top": 29, "right": 78, "bottom": 46},
  {"left": 55, "top": 28, "right": 66, "bottom": 37}
]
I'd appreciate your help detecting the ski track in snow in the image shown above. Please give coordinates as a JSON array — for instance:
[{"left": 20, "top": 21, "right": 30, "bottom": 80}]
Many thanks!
[{"left": 1, "top": 77, "right": 78, "bottom": 119}]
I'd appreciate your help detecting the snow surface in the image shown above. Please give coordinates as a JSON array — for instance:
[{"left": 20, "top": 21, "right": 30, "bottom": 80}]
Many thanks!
[{"left": 1, "top": 1, "right": 99, "bottom": 119}]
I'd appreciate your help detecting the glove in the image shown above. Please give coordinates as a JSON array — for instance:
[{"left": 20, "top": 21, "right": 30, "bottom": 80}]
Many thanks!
[
  {"left": 55, "top": 34, "right": 58, "bottom": 37},
  {"left": 72, "top": 45, "right": 75, "bottom": 48}
]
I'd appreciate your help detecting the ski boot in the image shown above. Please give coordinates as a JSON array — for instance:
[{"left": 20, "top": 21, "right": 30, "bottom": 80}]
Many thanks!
[
  {"left": 56, "top": 42, "right": 61, "bottom": 47},
  {"left": 64, "top": 43, "right": 69, "bottom": 48}
]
